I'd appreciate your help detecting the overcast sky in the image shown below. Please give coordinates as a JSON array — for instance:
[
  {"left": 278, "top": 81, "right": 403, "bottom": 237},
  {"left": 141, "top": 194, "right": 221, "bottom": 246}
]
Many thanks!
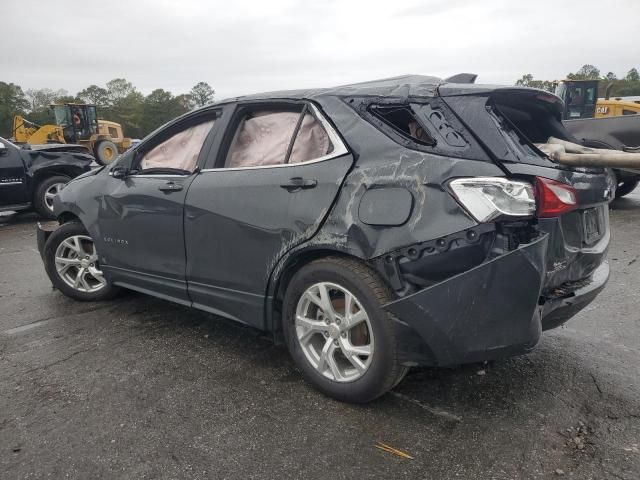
[{"left": 3, "top": 0, "right": 639, "bottom": 100}]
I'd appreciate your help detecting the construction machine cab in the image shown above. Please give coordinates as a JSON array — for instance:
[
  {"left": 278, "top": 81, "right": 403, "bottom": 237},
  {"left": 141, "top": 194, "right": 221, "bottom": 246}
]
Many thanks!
[
  {"left": 555, "top": 80, "right": 599, "bottom": 120},
  {"left": 52, "top": 104, "right": 99, "bottom": 144}
]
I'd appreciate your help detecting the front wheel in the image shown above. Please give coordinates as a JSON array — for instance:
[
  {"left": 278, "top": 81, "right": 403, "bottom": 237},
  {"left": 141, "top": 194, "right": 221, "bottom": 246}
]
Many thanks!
[
  {"left": 43, "top": 222, "right": 120, "bottom": 301},
  {"left": 33, "top": 175, "right": 70, "bottom": 219},
  {"left": 283, "top": 257, "right": 407, "bottom": 403}
]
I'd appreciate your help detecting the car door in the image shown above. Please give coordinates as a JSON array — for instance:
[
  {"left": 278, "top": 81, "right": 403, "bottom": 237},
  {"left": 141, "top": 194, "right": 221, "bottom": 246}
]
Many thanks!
[
  {"left": 0, "top": 138, "right": 28, "bottom": 208},
  {"left": 96, "top": 110, "right": 221, "bottom": 304},
  {"left": 184, "top": 101, "right": 353, "bottom": 328}
]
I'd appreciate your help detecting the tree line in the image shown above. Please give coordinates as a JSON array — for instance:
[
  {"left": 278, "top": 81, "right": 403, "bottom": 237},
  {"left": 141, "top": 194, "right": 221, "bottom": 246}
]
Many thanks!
[
  {"left": 0, "top": 79, "right": 215, "bottom": 140},
  {"left": 516, "top": 65, "right": 640, "bottom": 96},
  {"left": 3, "top": 66, "right": 640, "bottom": 141}
]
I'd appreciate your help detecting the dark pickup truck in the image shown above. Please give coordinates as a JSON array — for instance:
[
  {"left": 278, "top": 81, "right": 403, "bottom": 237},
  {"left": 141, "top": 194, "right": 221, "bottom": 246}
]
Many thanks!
[
  {"left": 563, "top": 114, "right": 640, "bottom": 197},
  {"left": 0, "top": 137, "right": 93, "bottom": 218}
]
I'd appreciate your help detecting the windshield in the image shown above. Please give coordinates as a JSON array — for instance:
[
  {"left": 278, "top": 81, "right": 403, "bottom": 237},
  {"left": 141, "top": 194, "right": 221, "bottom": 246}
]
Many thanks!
[{"left": 53, "top": 105, "right": 71, "bottom": 127}]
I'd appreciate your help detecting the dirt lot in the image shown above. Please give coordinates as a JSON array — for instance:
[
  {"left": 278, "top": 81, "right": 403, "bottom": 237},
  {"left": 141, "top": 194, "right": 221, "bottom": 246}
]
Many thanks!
[{"left": 1, "top": 191, "right": 639, "bottom": 480}]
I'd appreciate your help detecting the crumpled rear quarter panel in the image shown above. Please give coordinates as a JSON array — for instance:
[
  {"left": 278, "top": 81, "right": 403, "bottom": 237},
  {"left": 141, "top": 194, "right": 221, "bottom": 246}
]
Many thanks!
[{"left": 281, "top": 96, "right": 507, "bottom": 260}]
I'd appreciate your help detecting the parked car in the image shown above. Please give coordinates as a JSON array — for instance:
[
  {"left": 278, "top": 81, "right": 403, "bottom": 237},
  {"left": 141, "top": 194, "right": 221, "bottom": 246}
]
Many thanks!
[
  {"left": 37, "top": 75, "right": 613, "bottom": 403},
  {"left": 0, "top": 137, "right": 93, "bottom": 218}
]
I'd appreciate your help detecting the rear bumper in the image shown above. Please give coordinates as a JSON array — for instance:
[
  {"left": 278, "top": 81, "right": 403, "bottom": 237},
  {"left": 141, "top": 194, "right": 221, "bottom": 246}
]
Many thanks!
[
  {"left": 384, "top": 234, "right": 549, "bottom": 367},
  {"left": 540, "top": 261, "right": 609, "bottom": 331}
]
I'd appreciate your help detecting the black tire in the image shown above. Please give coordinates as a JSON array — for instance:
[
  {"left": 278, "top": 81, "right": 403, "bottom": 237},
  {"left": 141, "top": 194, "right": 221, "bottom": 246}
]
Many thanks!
[
  {"left": 615, "top": 179, "right": 639, "bottom": 198},
  {"left": 43, "top": 221, "right": 121, "bottom": 302},
  {"left": 94, "top": 140, "right": 119, "bottom": 166},
  {"left": 282, "top": 256, "right": 407, "bottom": 403},
  {"left": 33, "top": 175, "right": 70, "bottom": 219}
]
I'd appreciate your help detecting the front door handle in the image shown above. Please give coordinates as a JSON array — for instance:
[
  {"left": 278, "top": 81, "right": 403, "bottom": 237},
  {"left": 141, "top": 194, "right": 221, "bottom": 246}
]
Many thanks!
[
  {"left": 158, "top": 181, "right": 183, "bottom": 192},
  {"left": 280, "top": 177, "right": 318, "bottom": 192}
]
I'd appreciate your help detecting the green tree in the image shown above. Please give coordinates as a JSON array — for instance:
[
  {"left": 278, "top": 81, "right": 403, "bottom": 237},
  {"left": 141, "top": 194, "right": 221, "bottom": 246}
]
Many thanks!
[
  {"left": 0, "top": 82, "right": 30, "bottom": 137},
  {"left": 100, "top": 79, "right": 144, "bottom": 138},
  {"left": 567, "top": 64, "right": 601, "bottom": 80},
  {"left": 77, "top": 85, "right": 109, "bottom": 106},
  {"left": 141, "top": 89, "right": 190, "bottom": 134},
  {"left": 54, "top": 94, "right": 80, "bottom": 104},
  {"left": 111, "top": 91, "right": 145, "bottom": 138},
  {"left": 106, "top": 78, "right": 136, "bottom": 104},
  {"left": 190, "top": 82, "right": 215, "bottom": 108},
  {"left": 625, "top": 68, "right": 639, "bottom": 82},
  {"left": 175, "top": 94, "right": 193, "bottom": 111},
  {"left": 604, "top": 72, "right": 617, "bottom": 82},
  {"left": 25, "top": 88, "right": 68, "bottom": 111},
  {"left": 515, "top": 74, "right": 554, "bottom": 92}
]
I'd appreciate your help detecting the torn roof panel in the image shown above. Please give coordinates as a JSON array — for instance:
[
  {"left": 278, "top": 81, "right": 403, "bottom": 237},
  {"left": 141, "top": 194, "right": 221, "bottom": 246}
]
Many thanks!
[
  {"left": 219, "top": 74, "right": 444, "bottom": 104},
  {"left": 216, "top": 74, "right": 563, "bottom": 107}
]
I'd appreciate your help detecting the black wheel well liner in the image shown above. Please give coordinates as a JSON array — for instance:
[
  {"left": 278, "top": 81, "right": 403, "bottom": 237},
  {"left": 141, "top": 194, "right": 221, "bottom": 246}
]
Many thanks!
[{"left": 57, "top": 211, "right": 81, "bottom": 225}]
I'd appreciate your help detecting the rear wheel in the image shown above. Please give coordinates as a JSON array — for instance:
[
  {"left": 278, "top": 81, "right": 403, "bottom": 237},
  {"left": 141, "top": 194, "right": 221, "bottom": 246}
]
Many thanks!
[
  {"left": 283, "top": 256, "right": 407, "bottom": 403},
  {"left": 33, "top": 175, "right": 70, "bottom": 219},
  {"left": 615, "top": 179, "right": 639, "bottom": 198},
  {"left": 94, "top": 140, "right": 119, "bottom": 166},
  {"left": 43, "top": 222, "right": 120, "bottom": 301}
]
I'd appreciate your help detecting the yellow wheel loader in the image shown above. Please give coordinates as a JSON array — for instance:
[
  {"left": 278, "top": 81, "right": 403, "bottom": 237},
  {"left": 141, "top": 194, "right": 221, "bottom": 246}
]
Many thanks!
[
  {"left": 12, "top": 104, "right": 132, "bottom": 165},
  {"left": 555, "top": 80, "right": 640, "bottom": 119}
]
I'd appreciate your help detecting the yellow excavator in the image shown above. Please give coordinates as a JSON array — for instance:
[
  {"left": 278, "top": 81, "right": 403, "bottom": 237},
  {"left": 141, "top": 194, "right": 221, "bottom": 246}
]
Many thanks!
[{"left": 12, "top": 103, "right": 132, "bottom": 165}]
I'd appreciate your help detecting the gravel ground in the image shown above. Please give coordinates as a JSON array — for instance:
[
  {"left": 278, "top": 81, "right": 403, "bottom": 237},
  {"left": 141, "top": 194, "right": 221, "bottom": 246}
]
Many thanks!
[{"left": 1, "top": 191, "right": 639, "bottom": 480}]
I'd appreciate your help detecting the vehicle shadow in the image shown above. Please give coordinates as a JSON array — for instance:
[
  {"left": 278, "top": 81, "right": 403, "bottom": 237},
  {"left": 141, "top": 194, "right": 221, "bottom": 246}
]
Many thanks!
[
  {"left": 0, "top": 211, "right": 42, "bottom": 226},
  {"left": 610, "top": 193, "right": 640, "bottom": 211},
  {"left": 87, "top": 290, "right": 635, "bottom": 425}
]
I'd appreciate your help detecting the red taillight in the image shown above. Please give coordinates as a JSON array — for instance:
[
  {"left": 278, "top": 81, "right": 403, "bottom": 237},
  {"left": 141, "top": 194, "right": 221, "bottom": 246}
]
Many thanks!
[{"left": 535, "top": 177, "right": 578, "bottom": 218}]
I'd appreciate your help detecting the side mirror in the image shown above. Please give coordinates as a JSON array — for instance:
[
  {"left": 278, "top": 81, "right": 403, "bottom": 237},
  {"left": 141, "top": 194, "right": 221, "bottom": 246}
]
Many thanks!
[
  {"left": 0, "top": 141, "right": 8, "bottom": 156},
  {"left": 110, "top": 166, "right": 129, "bottom": 179}
]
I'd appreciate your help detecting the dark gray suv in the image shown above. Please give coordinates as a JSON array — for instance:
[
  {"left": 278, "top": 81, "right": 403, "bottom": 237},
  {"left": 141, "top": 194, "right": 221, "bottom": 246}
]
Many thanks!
[{"left": 38, "top": 75, "right": 613, "bottom": 403}]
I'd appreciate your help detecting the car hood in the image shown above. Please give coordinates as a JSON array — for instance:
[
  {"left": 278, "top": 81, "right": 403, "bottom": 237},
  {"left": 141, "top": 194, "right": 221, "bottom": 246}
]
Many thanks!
[{"left": 22, "top": 143, "right": 91, "bottom": 154}]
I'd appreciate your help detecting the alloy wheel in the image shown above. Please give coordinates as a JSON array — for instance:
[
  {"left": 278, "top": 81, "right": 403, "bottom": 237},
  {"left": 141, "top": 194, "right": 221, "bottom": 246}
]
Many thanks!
[
  {"left": 54, "top": 235, "right": 107, "bottom": 293},
  {"left": 295, "top": 282, "right": 374, "bottom": 382},
  {"left": 44, "top": 182, "right": 66, "bottom": 212}
]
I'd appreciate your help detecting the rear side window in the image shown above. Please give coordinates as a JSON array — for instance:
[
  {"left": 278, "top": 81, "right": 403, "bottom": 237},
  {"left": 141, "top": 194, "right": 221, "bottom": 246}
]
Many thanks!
[
  {"left": 369, "top": 105, "right": 435, "bottom": 146},
  {"left": 224, "top": 106, "right": 333, "bottom": 168},
  {"left": 351, "top": 97, "right": 488, "bottom": 160}
]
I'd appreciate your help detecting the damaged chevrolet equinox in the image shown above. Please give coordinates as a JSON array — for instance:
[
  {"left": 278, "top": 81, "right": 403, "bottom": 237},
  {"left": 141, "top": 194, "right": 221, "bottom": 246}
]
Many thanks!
[{"left": 38, "top": 75, "right": 612, "bottom": 403}]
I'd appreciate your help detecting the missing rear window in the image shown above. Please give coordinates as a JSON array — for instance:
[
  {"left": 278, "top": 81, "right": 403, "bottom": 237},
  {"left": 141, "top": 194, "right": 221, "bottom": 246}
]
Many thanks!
[{"left": 369, "top": 105, "right": 435, "bottom": 146}]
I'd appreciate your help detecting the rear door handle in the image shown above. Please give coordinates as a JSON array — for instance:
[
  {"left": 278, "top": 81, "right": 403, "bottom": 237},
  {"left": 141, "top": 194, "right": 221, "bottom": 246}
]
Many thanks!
[
  {"left": 158, "top": 181, "right": 183, "bottom": 192},
  {"left": 280, "top": 177, "right": 318, "bottom": 192}
]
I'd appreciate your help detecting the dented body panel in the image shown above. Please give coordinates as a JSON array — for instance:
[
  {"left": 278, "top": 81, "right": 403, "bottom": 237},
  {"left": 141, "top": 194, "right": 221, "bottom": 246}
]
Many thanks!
[
  {"left": 0, "top": 136, "right": 92, "bottom": 212},
  {"left": 47, "top": 75, "right": 612, "bottom": 367},
  {"left": 385, "top": 234, "right": 548, "bottom": 366}
]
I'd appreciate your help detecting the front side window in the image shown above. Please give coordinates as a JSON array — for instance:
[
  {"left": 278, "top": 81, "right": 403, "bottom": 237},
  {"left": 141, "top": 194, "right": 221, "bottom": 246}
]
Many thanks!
[
  {"left": 140, "top": 120, "right": 215, "bottom": 172},
  {"left": 224, "top": 107, "right": 333, "bottom": 168}
]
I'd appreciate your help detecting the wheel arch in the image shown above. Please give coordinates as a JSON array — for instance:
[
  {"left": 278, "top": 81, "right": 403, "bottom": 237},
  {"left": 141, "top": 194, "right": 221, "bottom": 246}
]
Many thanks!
[
  {"left": 57, "top": 211, "right": 82, "bottom": 225},
  {"left": 267, "top": 247, "right": 385, "bottom": 340},
  {"left": 31, "top": 165, "right": 82, "bottom": 186}
]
